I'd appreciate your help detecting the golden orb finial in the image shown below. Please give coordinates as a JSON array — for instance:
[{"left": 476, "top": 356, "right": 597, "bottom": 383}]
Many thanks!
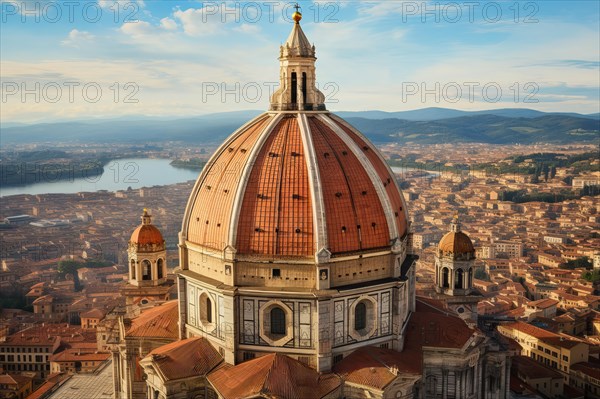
[{"left": 292, "top": 3, "right": 302, "bottom": 23}]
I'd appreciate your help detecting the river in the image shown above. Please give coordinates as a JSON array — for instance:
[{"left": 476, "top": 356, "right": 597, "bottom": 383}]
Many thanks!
[{"left": 0, "top": 158, "right": 201, "bottom": 197}]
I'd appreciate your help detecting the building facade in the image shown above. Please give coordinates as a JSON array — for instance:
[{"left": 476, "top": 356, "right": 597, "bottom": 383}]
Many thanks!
[
  {"left": 116, "top": 10, "right": 510, "bottom": 399},
  {"left": 176, "top": 10, "right": 412, "bottom": 372}
]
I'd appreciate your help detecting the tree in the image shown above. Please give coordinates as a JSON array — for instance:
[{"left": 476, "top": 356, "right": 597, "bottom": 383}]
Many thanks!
[
  {"left": 474, "top": 269, "right": 489, "bottom": 281},
  {"left": 583, "top": 270, "right": 600, "bottom": 283},
  {"left": 560, "top": 257, "right": 593, "bottom": 270},
  {"left": 57, "top": 260, "right": 80, "bottom": 275}
]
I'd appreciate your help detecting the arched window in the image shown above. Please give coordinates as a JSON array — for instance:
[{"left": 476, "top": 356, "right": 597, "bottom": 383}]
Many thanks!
[
  {"left": 130, "top": 260, "right": 136, "bottom": 279},
  {"left": 355, "top": 302, "right": 367, "bottom": 331},
  {"left": 455, "top": 269, "right": 464, "bottom": 289},
  {"left": 291, "top": 72, "right": 298, "bottom": 105},
  {"left": 442, "top": 267, "right": 450, "bottom": 288},
  {"left": 301, "top": 72, "right": 307, "bottom": 105},
  {"left": 199, "top": 292, "right": 214, "bottom": 326},
  {"left": 270, "top": 307, "right": 286, "bottom": 335},
  {"left": 157, "top": 258, "right": 164, "bottom": 279},
  {"left": 142, "top": 260, "right": 151, "bottom": 280},
  {"left": 468, "top": 268, "right": 473, "bottom": 288},
  {"left": 206, "top": 296, "right": 212, "bottom": 323}
]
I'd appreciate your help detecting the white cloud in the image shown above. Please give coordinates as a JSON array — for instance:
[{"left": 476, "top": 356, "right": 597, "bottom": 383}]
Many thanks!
[
  {"left": 61, "top": 29, "right": 95, "bottom": 48},
  {"left": 234, "top": 23, "right": 260, "bottom": 34},
  {"left": 120, "top": 20, "right": 155, "bottom": 37},
  {"left": 160, "top": 17, "right": 178, "bottom": 31},
  {"left": 173, "top": 7, "right": 221, "bottom": 37}
]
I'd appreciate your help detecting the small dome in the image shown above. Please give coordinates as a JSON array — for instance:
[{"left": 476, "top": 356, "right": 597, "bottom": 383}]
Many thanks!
[
  {"left": 130, "top": 225, "right": 164, "bottom": 246},
  {"left": 438, "top": 231, "right": 475, "bottom": 255},
  {"left": 130, "top": 209, "right": 165, "bottom": 250}
]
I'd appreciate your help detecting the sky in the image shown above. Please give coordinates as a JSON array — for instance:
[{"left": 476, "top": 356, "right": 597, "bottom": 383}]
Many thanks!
[{"left": 1, "top": 0, "right": 599, "bottom": 123}]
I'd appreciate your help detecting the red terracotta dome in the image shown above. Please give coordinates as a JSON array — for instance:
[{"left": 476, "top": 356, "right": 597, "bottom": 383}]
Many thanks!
[
  {"left": 438, "top": 231, "right": 475, "bottom": 255},
  {"left": 181, "top": 113, "right": 408, "bottom": 259},
  {"left": 130, "top": 209, "right": 165, "bottom": 250},
  {"left": 130, "top": 225, "right": 164, "bottom": 245}
]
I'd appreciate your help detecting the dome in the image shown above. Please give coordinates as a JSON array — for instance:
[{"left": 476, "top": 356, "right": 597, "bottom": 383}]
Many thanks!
[
  {"left": 182, "top": 113, "right": 408, "bottom": 259},
  {"left": 438, "top": 217, "right": 475, "bottom": 258},
  {"left": 130, "top": 209, "right": 165, "bottom": 251},
  {"left": 438, "top": 231, "right": 475, "bottom": 256},
  {"left": 180, "top": 18, "right": 408, "bottom": 262}
]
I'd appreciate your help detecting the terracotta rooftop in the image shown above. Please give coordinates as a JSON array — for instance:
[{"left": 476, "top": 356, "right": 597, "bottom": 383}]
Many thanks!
[
  {"left": 332, "top": 299, "right": 475, "bottom": 391},
  {"left": 563, "top": 383, "right": 585, "bottom": 399},
  {"left": 127, "top": 300, "right": 178, "bottom": 339},
  {"left": 509, "top": 373, "right": 537, "bottom": 396},
  {"left": 208, "top": 353, "right": 341, "bottom": 399},
  {"left": 50, "top": 349, "right": 110, "bottom": 363},
  {"left": 512, "top": 355, "right": 562, "bottom": 379},
  {"left": 571, "top": 362, "right": 600, "bottom": 380},
  {"left": 333, "top": 346, "right": 421, "bottom": 390},
  {"left": 528, "top": 298, "right": 558, "bottom": 309},
  {"left": 540, "top": 336, "right": 585, "bottom": 350},
  {"left": 0, "top": 374, "right": 32, "bottom": 386},
  {"left": 32, "top": 294, "right": 54, "bottom": 305},
  {"left": 144, "top": 337, "right": 222, "bottom": 381},
  {"left": 80, "top": 308, "right": 106, "bottom": 319},
  {"left": 2, "top": 324, "right": 88, "bottom": 347},
  {"left": 25, "top": 380, "right": 58, "bottom": 399},
  {"left": 406, "top": 300, "right": 476, "bottom": 350}
]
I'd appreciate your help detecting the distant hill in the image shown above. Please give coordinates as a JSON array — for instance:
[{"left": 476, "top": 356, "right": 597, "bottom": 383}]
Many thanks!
[
  {"left": 335, "top": 107, "right": 600, "bottom": 121},
  {"left": 1, "top": 111, "right": 263, "bottom": 145},
  {"left": 345, "top": 114, "right": 599, "bottom": 144},
  {"left": 1, "top": 108, "right": 598, "bottom": 145}
]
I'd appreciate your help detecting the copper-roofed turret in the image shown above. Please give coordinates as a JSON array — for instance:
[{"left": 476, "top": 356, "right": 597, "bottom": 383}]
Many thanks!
[
  {"left": 438, "top": 214, "right": 475, "bottom": 260},
  {"left": 126, "top": 208, "right": 168, "bottom": 291},
  {"left": 129, "top": 209, "right": 165, "bottom": 252}
]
